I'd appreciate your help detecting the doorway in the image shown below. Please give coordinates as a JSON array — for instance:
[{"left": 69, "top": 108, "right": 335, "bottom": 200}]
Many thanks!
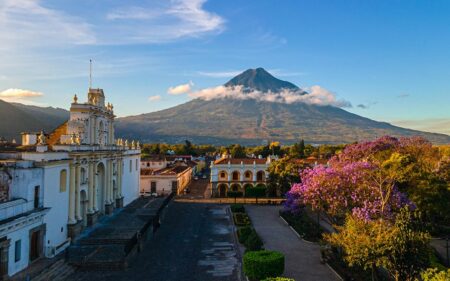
[{"left": 29, "top": 231, "right": 40, "bottom": 261}]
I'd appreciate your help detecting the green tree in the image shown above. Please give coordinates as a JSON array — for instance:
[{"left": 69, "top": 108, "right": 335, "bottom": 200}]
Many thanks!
[
  {"left": 326, "top": 208, "right": 430, "bottom": 281},
  {"left": 230, "top": 144, "right": 247, "bottom": 158}
]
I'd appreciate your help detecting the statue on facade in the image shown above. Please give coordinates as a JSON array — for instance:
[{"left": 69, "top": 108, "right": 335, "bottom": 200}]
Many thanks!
[
  {"left": 131, "top": 140, "right": 136, "bottom": 149},
  {"left": 38, "top": 131, "right": 46, "bottom": 145},
  {"left": 73, "top": 94, "right": 78, "bottom": 104},
  {"left": 137, "top": 141, "right": 140, "bottom": 149},
  {"left": 75, "top": 134, "right": 81, "bottom": 145},
  {"left": 70, "top": 134, "right": 76, "bottom": 145},
  {"left": 125, "top": 140, "right": 129, "bottom": 148}
]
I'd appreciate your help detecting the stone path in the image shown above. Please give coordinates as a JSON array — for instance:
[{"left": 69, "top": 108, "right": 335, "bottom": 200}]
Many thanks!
[{"left": 246, "top": 205, "right": 339, "bottom": 281}]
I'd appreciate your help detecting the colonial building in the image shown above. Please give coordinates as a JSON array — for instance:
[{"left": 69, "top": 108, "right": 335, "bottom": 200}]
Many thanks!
[
  {"left": 0, "top": 159, "right": 48, "bottom": 277},
  {"left": 0, "top": 88, "right": 140, "bottom": 278},
  {"left": 210, "top": 155, "right": 275, "bottom": 197},
  {"left": 140, "top": 156, "right": 193, "bottom": 196}
]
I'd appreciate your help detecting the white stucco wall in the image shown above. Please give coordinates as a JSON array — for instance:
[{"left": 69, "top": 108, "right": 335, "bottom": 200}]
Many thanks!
[
  {"left": 41, "top": 162, "right": 70, "bottom": 256},
  {"left": 7, "top": 219, "right": 43, "bottom": 276},
  {"left": 122, "top": 153, "right": 140, "bottom": 206}
]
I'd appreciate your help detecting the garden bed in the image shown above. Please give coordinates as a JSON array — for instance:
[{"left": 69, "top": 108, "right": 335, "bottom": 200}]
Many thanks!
[
  {"left": 233, "top": 212, "right": 251, "bottom": 227},
  {"left": 279, "top": 210, "right": 323, "bottom": 242}
]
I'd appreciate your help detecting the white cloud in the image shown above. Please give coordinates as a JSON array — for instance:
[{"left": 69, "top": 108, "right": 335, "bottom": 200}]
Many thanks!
[
  {"left": 148, "top": 95, "right": 162, "bottom": 102},
  {"left": 103, "top": 0, "right": 225, "bottom": 44},
  {"left": 0, "top": 88, "right": 43, "bottom": 98},
  {"left": 0, "top": 0, "right": 224, "bottom": 51},
  {"left": 0, "top": 88, "right": 44, "bottom": 104},
  {"left": 188, "top": 85, "right": 352, "bottom": 108},
  {"left": 167, "top": 81, "right": 194, "bottom": 95},
  {"left": 0, "top": 0, "right": 95, "bottom": 49}
]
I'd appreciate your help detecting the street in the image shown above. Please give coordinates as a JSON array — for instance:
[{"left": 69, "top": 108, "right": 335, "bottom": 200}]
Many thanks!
[{"left": 68, "top": 202, "right": 241, "bottom": 281}]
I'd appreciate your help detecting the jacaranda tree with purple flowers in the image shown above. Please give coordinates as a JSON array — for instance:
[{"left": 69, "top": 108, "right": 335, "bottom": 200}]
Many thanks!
[{"left": 286, "top": 136, "right": 447, "bottom": 280}]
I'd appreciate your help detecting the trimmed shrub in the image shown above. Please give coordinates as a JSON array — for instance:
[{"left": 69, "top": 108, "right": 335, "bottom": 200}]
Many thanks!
[
  {"left": 244, "top": 230, "right": 263, "bottom": 251},
  {"left": 234, "top": 213, "right": 251, "bottom": 226},
  {"left": 237, "top": 226, "right": 253, "bottom": 244},
  {"left": 230, "top": 204, "right": 245, "bottom": 213},
  {"left": 227, "top": 191, "right": 244, "bottom": 198},
  {"left": 245, "top": 187, "right": 267, "bottom": 198},
  {"left": 261, "top": 277, "right": 295, "bottom": 281},
  {"left": 243, "top": 250, "right": 285, "bottom": 280}
]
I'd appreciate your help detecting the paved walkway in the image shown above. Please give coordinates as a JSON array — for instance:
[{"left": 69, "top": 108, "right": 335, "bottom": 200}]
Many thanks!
[{"left": 246, "top": 205, "right": 339, "bottom": 281}]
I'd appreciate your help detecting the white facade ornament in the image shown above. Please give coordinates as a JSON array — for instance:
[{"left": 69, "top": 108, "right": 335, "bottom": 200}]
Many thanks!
[
  {"left": 125, "top": 140, "right": 128, "bottom": 148},
  {"left": 131, "top": 140, "right": 136, "bottom": 149},
  {"left": 38, "top": 131, "right": 46, "bottom": 145},
  {"left": 75, "top": 134, "right": 81, "bottom": 145},
  {"left": 137, "top": 141, "right": 140, "bottom": 149}
]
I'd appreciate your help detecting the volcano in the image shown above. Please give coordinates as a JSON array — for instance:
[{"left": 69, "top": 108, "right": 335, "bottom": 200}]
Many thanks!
[{"left": 116, "top": 68, "right": 450, "bottom": 144}]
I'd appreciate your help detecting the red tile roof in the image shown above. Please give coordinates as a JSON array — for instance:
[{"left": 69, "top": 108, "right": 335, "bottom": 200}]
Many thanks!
[{"left": 214, "top": 158, "right": 267, "bottom": 165}]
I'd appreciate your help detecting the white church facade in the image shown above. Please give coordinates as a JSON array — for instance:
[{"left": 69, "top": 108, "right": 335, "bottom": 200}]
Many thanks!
[{"left": 0, "top": 88, "right": 140, "bottom": 278}]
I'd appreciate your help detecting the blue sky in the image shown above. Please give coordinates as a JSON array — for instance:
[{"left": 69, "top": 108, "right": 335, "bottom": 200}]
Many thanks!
[{"left": 0, "top": 0, "right": 449, "bottom": 134}]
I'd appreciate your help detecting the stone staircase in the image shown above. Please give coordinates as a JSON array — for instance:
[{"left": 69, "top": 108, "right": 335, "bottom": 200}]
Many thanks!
[{"left": 32, "top": 258, "right": 76, "bottom": 281}]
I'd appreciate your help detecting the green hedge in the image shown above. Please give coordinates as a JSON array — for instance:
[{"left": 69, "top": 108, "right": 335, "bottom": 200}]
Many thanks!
[
  {"left": 234, "top": 213, "right": 251, "bottom": 226},
  {"left": 245, "top": 187, "right": 267, "bottom": 198},
  {"left": 237, "top": 226, "right": 253, "bottom": 243},
  {"left": 261, "top": 277, "right": 295, "bottom": 281},
  {"left": 244, "top": 230, "right": 263, "bottom": 251},
  {"left": 230, "top": 204, "right": 245, "bottom": 213},
  {"left": 244, "top": 250, "right": 285, "bottom": 280}
]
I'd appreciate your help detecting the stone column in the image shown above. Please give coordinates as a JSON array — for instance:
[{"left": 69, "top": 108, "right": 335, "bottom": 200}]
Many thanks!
[
  {"left": 68, "top": 164, "right": 76, "bottom": 224},
  {"left": 118, "top": 159, "right": 122, "bottom": 197},
  {"left": 88, "top": 161, "right": 94, "bottom": 213},
  {"left": 105, "top": 159, "right": 110, "bottom": 205},
  {"left": 116, "top": 158, "right": 124, "bottom": 208},
  {"left": 109, "top": 160, "right": 114, "bottom": 203},
  {"left": 93, "top": 162, "right": 98, "bottom": 211},
  {"left": 75, "top": 163, "right": 82, "bottom": 221},
  {"left": 109, "top": 121, "right": 113, "bottom": 145}
]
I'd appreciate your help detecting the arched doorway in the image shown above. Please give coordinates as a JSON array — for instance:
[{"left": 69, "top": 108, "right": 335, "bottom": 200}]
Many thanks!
[
  {"left": 243, "top": 183, "right": 254, "bottom": 197},
  {"left": 218, "top": 184, "right": 227, "bottom": 197},
  {"left": 80, "top": 190, "right": 87, "bottom": 226},
  {"left": 230, "top": 183, "right": 241, "bottom": 192},
  {"left": 96, "top": 162, "right": 105, "bottom": 213}
]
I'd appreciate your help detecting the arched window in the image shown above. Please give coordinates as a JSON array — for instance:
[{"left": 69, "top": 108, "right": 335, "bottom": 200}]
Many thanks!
[
  {"left": 60, "top": 169, "right": 67, "bottom": 192},
  {"left": 256, "top": 171, "right": 265, "bottom": 182},
  {"left": 219, "top": 171, "right": 228, "bottom": 180},
  {"left": 80, "top": 168, "right": 86, "bottom": 184},
  {"left": 244, "top": 171, "right": 252, "bottom": 180},
  {"left": 232, "top": 171, "right": 240, "bottom": 181}
]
